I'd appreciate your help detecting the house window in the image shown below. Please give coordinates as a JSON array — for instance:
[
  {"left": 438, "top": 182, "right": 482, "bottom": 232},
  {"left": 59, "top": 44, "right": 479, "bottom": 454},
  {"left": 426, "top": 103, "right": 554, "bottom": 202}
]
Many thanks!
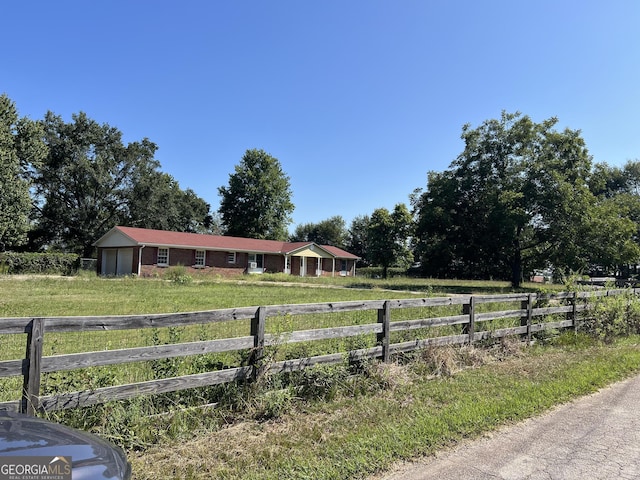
[
  {"left": 157, "top": 248, "right": 169, "bottom": 266},
  {"left": 248, "top": 253, "right": 263, "bottom": 271},
  {"left": 195, "top": 250, "right": 206, "bottom": 267},
  {"left": 227, "top": 252, "right": 236, "bottom": 264}
]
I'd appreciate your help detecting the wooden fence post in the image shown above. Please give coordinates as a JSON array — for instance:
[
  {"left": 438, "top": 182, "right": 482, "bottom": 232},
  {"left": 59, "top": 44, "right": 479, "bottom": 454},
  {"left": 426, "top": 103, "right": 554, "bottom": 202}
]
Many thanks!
[
  {"left": 22, "top": 318, "right": 45, "bottom": 415},
  {"left": 250, "top": 306, "right": 266, "bottom": 381},
  {"left": 463, "top": 297, "right": 475, "bottom": 344},
  {"left": 377, "top": 301, "right": 391, "bottom": 363},
  {"left": 571, "top": 291, "right": 578, "bottom": 332},
  {"left": 521, "top": 294, "right": 533, "bottom": 344}
]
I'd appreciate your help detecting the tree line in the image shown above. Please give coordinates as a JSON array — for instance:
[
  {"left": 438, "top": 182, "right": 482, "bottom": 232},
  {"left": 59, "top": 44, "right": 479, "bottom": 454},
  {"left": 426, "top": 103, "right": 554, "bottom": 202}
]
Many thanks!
[
  {"left": 2, "top": 93, "right": 639, "bottom": 286},
  {"left": 284, "top": 112, "right": 640, "bottom": 287},
  {"left": 2, "top": 95, "right": 215, "bottom": 257}
]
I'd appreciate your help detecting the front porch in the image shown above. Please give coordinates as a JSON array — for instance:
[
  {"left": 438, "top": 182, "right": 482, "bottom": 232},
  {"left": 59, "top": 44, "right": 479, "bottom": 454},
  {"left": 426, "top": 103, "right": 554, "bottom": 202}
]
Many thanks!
[{"left": 285, "top": 245, "right": 354, "bottom": 277}]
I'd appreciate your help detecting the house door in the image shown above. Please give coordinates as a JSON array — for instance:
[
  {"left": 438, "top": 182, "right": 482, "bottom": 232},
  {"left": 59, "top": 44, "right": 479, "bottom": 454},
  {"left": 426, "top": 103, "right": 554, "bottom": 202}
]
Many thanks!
[{"left": 307, "top": 258, "right": 317, "bottom": 277}]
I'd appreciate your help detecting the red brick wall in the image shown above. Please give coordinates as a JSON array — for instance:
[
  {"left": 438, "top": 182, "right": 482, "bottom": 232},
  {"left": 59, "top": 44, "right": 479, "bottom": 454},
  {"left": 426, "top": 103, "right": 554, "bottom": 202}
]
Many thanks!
[
  {"left": 141, "top": 247, "right": 157, "bottom": 265},
  {"left": 264, "top": 254, "right": 284, "bottom": 273},
  {"left": 127, "top": 246, "right": 358, "bottom": 278},
  {"left": 169, "top": 248, "right": 195, "bottom": 267}
]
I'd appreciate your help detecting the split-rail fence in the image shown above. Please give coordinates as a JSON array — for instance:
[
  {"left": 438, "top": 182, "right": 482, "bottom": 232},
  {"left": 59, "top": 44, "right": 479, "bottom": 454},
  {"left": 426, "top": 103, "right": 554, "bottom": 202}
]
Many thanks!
[{"left": 0, "top": 288, "right": 632, "bottom": 416}]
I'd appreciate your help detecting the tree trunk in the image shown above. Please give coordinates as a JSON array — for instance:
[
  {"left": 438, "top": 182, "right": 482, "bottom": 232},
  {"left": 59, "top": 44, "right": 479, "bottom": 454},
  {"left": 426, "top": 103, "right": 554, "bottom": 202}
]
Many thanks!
[{"left": 511, "top": 229, "right": 522, "bottom": 288}]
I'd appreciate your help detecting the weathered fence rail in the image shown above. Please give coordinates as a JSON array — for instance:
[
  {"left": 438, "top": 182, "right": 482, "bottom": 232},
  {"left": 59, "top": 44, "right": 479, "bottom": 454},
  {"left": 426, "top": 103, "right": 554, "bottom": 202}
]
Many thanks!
[{"left": 0, "top": 288, "right": 634, "bottom": 415}]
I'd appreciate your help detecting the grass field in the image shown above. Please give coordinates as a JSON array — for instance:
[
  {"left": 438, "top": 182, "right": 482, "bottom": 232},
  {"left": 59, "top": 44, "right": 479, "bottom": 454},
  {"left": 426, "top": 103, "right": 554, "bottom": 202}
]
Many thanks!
[
  {"left": 0, "top": 274, "right": 556, "bottom": 394},
  {"left": 2, "top": 274, "right": 634, "bottom": 480},
  {"left": 0, "top": 273, "right": 557, "bottom": 318}
]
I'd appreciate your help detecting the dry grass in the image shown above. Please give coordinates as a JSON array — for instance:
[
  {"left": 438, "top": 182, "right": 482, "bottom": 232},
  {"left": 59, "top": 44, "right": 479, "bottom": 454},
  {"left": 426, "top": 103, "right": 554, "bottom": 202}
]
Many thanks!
[
  {"left": 127, "top": 342, "right": 545, "bottom": 479},
  {"left": 412, "top": 344, "right": 492, "bottom": 378}
]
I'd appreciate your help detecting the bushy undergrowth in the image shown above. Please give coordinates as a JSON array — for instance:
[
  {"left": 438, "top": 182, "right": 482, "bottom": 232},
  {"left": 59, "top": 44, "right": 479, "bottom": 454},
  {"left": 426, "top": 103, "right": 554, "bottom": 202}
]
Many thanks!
[
  {"left": 162, "top": 265, "right": 193, "bottom": 284},
  {"left": 356, "top": 267, "right": 409, "bottom": 278},
  {"left": 45, "top": 339, "right": 519, "bottom": 453},
  {"left": 0, "top": 252, "right": 79, "bottom": 275},
  {"left": 53, "top": 330, "right": 614, "bottom": 455},
  {"left": 581, "top": 289, "right": 640, "bottom": 342}
]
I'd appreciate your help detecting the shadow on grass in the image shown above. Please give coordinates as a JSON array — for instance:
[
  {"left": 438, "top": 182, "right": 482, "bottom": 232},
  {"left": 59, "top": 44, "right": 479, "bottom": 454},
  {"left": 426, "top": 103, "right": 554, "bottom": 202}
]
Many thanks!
[{"left": 346, "top": 281, "right": 546, "bottom": 296}]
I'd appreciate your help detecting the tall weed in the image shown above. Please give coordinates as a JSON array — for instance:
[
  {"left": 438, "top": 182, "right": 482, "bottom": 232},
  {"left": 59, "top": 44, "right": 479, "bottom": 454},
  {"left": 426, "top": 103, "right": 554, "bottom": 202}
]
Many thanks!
[{"left": 582, "top": 290, "right": 640, "bottom": 342}]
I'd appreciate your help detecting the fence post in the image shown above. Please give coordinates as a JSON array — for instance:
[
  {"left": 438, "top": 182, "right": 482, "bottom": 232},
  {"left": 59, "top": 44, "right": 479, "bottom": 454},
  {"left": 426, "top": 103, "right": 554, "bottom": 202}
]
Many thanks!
[
  {"left": 22, "top": 318, "right": 45, "bottom": 416},
  {"left": 520, "top": 294, "right": 533, "bottom": 344},
  {"left": 463, "top": 297, "right": 475, "bottom": 344},
  {"left": 571, "top": 291, "right": 578, "bottom": 332},
  {"left": 250, "top": 306, "right": 266, "bottom": 381},
  {"left": 377, "top": 301, "right": 391, "bottom": 362}
]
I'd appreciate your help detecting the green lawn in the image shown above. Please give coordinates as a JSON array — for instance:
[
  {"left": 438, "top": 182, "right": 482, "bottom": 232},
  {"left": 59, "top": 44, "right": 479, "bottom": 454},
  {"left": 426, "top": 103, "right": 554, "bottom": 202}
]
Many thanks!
[{"left": 3, "top": 274, "right": 625, "bottom": 480}]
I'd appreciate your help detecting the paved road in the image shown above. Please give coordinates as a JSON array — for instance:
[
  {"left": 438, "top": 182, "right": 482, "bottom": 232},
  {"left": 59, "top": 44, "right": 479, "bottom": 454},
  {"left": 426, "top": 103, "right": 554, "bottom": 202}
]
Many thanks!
[{"left": 376, "top": 374, "right": 640, "bottom": 480}]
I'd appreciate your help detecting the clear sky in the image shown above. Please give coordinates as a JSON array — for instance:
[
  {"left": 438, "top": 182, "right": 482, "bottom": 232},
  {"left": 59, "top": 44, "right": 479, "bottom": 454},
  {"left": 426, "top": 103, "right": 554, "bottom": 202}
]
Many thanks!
[{"left": 3, "top": 1, "right": 640, "bottom": 231}]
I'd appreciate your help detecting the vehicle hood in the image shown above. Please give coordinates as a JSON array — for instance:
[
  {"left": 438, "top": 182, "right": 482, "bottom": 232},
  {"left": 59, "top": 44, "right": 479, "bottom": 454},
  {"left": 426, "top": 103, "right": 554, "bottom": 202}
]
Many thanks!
[{"left": 0, "top": 411, "right": 130, "bottom": 480}]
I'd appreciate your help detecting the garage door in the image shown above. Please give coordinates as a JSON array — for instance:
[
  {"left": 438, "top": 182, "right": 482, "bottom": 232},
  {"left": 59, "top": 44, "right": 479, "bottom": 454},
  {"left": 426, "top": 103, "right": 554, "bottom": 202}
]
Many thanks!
[{"left": 101, "top": 248, "right": 133, "bottom": 276}]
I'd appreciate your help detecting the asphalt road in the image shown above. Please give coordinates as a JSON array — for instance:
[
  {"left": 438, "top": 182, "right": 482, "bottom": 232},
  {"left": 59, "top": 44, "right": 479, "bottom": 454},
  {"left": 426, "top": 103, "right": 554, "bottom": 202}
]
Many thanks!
[{"left": 375, "top": 374, "right": 640, "bottom": 480}]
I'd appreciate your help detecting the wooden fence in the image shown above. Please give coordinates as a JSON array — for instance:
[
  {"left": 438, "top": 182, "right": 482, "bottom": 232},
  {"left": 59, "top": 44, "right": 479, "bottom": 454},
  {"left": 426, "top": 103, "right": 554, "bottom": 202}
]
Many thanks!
[{"left": 0, "top": 288, "right": 633, "bottom": 416}]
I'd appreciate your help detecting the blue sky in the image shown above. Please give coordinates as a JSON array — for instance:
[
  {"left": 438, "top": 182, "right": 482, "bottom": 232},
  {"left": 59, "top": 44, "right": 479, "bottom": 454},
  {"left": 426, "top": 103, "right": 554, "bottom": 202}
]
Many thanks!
[{"left": 3, "top": 1, "right": 640, "bottom": 231}]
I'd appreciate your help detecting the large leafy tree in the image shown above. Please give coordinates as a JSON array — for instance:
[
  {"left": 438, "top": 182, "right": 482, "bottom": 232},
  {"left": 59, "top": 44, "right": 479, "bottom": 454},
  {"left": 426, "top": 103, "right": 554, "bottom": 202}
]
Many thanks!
[
  {"left": 367, "top": 203, "right": 414, "bottom": 278},
  {"left": 587, "top": 160, "right": 640, "bottom": 274},
  {"left": 33, "top": 112, "right": 158, "bottom": 255},
  {"left": 290, "top": 215, "right": 347, "bottom": 247},
  {"left": 414, "top": 111, "right": 637, "bottom": 287},
  {"left": 0, "top": 95, "right": 47, "bottom": 250},
  {"left": 218, "top": 149, "right": 294, "bottom": 240},
  {"left": 126, "top": 168, "right": 213, "bottom": 233},
  {"left": 347, "top": 214, "right": 370, "bottom": 266},
  {"left": 33, "top": 112, "right": 212, "bottom": 256}
]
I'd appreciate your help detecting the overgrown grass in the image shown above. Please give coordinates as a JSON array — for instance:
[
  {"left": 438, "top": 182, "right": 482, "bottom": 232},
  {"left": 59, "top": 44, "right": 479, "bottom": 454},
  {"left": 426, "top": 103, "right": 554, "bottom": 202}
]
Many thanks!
[
  {"left": 0, "top": 276, "right": 557, "bottom": 404},
  {"left": 128, "top": 334, "right": 640, "bottom": 479},
  {"left": 256, "top": 272, "right": 563, "bottom": 295},
  {"left": 0, "top": 275, "right": 434, "bottom": 318},
  {"left": 3, "top": 275, "right": 638, "bottom": 479}
]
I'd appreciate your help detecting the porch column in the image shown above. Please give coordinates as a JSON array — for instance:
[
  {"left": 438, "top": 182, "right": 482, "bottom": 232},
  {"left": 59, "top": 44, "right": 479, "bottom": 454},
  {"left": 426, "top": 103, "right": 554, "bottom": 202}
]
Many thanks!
[{"left": 332, "top": 258, "right": 335, "bottom": 277}]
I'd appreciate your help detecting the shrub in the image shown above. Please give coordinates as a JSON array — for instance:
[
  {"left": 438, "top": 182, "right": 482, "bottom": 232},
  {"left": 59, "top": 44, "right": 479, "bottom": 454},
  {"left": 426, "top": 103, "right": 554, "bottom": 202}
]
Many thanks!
[
  {"left": 357, "top": 267, "right": 408, "bottom": 278},
  {"left": 0, "top": 252, "right": 79, "bottom": 275},
  {"left": 582, "top": 290, "right": 640, "bottom": 343},
  {"left": 163, "top": 265, "right": 193, "bottom": 284}
]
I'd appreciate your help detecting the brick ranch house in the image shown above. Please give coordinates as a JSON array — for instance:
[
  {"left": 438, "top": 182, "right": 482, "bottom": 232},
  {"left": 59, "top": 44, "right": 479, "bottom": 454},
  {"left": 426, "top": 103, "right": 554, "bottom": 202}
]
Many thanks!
[{"left": 93, "top": 226, "right": 360, "bottom": 278}]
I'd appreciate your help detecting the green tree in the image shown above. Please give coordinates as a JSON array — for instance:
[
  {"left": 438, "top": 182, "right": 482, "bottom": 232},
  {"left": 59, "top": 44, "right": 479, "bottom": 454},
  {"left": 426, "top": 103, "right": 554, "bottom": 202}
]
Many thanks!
[
  {"left": 126, "top": 169, "right": 213, "bottom": 233},
  {"left": 581, "top": 197, "right": 640, "bottom": 274},
  {"left": 587, "top": 160, "right": 640, "bottom": 275},
  {"left": 347, "top": 214, "right": 370, "bottom": 266},
  {"left": 33, "top": 112, "right": 210, "bottom": 256},
  {"left": 414, "top": 111, "right": 630, "bottom": 287},
  {"left": 367, "top": 203, "right": 414, "bottom": 278},
  {"left": 33, "top": 112, "right": 158, "bottom": 255},
  {"left": 218, "top": 149, "right": 294, "bottom": 240},
  {"left": 290, "top": 215, "right": 347, "bottom": 247},
  {"left": 0, "top": 95, "right": 47, "bottom": 250}
]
